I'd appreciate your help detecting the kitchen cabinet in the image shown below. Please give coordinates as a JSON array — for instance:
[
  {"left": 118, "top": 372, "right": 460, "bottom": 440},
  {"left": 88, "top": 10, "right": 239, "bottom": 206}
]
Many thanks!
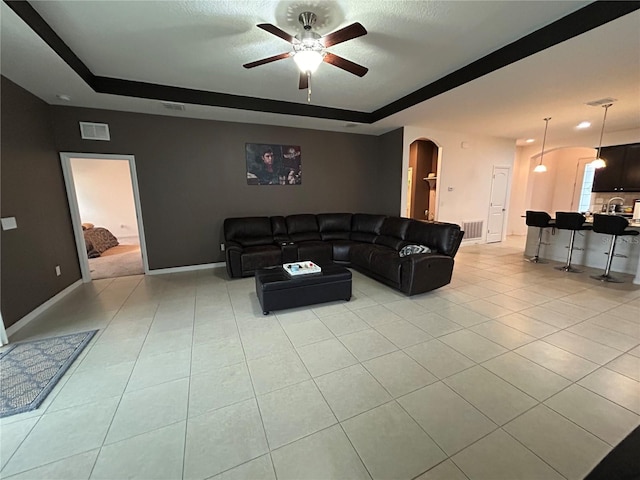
[{"left": 592, "top": 143, "right": 640, "bottom": 192}]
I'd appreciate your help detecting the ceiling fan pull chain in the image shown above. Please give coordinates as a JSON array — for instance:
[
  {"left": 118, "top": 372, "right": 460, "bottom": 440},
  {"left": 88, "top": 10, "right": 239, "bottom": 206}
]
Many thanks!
[{"left": 307, "top": 72, "right": 312, "bottom": 103}]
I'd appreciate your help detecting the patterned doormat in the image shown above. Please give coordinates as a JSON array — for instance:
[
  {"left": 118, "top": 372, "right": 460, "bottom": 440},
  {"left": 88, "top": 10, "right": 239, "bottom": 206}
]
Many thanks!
[{"left": 0, "top": 330, "right": 98, "bottom": 418}]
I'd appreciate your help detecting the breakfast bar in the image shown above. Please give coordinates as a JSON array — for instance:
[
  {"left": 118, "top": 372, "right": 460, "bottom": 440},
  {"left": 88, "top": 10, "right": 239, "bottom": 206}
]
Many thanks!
[{"left": 524, "top": 217, "right": 640, "bottom": 284}]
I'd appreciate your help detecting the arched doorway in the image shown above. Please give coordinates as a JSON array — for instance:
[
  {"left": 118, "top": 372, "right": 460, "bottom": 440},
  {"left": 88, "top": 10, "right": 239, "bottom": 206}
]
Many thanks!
[{"left": 407, "top": 139, "right": 438, "bottom": 221}]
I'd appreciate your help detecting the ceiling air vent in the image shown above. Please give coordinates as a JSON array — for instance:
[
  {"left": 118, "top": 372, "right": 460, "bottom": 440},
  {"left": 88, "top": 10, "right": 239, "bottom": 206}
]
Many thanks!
[
  {"left": 161, "top": 101, "right": 186, "bottom": 111},
  {"left": 79, "top": 122, "right": 110, "bottom": 141},
  {"left": 585, "top": 98, "right": 617, "bottom": 107}
]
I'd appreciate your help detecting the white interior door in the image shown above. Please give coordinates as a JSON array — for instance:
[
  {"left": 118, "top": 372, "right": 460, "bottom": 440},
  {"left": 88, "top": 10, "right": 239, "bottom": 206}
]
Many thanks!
[{"left": 487, "top": 166, "right": 510, "bottom": 243}]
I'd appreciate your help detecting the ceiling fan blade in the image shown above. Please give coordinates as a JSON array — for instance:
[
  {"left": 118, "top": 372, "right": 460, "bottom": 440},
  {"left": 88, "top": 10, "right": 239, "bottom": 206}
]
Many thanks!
[
  {"left": 321, "top": 22, "right": 367, "bottom": 47},
  {"left": 299, "top": 72, "right": 309, "bottom": 90},
  {"left": 243, "top": 52, "right": 292, "bottom": 69},
  {"left": 257, "top": 23, "right": 296, "bottom": 44},
  {"left": 323, "top": 53, "right": 368, "bottom": 77}
]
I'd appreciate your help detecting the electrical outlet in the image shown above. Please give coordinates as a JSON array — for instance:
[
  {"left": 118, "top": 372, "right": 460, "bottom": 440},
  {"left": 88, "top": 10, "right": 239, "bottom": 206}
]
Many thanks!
[
  {"left": 220, "top": 243, "right": 225, "bottom": 252},
  {"left": 55, "top": 265, "right": 61, "bottom": 276}
]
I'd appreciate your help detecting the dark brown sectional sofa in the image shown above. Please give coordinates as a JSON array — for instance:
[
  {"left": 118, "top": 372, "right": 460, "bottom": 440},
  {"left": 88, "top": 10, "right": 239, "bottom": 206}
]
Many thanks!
[{"left": 223, "top": 213, "right": 464, "bottom": 296}]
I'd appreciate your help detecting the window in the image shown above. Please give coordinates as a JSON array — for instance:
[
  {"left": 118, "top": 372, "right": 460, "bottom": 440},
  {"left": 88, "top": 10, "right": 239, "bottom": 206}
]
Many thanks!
[{"left": 578, "top": 163, "right": 596, "bottom": 212}]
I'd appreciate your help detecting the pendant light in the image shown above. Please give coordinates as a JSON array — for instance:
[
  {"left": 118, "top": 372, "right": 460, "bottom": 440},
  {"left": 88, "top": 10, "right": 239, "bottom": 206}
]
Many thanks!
[
  {"left": 533, "top": 117, "right": 551, "bottom": 173},
  {"left": 591, "top": 103, "right": 613, "bottom": 169}
]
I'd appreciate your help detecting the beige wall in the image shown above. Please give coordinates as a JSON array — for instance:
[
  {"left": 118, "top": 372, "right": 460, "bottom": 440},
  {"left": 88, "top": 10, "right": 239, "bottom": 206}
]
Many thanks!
[
  {"left": 70, "top": 158, "right": 139, "bottom": 239},
  {"left": 402, "top": 126, "right": 516, "bottom": 242}
]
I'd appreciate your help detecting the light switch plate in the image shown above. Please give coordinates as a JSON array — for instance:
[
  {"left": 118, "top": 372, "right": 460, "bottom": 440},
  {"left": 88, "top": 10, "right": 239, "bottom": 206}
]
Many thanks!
[{"left": 1, "top": 217, "right": 17, "bottom": 230}]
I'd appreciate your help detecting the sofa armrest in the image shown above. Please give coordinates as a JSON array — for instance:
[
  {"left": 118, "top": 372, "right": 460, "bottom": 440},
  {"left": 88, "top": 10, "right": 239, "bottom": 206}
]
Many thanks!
[
  {"left": 225, "top": 241, "right": 244, "bottom": 278},
  {"left": 400, "top": 253, "right": 455, "bottom": 295}
]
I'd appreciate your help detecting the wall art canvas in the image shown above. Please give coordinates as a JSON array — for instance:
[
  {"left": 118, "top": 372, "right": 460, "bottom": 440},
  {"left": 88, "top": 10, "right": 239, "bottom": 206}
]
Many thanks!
[{"left": 246, "top": 143, "right": 302, "bottom": 185}]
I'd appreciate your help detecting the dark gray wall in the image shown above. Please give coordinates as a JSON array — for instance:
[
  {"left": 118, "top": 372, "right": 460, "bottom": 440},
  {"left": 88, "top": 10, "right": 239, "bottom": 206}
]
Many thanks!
[
  {"left": 1, "top": 73, "right": 403, "bottom": 327},
  {"left": 51, "top": 106, "right": 404, "bottom": 269},
  {"left": 1, "top": 77, "right": 81, "bottom": 327}
]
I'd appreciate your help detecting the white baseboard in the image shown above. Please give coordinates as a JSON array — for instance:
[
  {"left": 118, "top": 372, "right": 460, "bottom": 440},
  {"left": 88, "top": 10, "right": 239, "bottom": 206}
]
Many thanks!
[
  {"left": 147, "top": 262, "right": 226, "bottom": 275},
  {"left": 6, "top": 279, "right": 83, "bottom": 338}
]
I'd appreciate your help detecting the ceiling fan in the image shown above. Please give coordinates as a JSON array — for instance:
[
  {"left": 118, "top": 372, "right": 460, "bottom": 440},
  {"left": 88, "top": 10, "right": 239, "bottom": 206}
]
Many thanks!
[{"left": 243, "top": 12, "right": 368, "bottom": 92}]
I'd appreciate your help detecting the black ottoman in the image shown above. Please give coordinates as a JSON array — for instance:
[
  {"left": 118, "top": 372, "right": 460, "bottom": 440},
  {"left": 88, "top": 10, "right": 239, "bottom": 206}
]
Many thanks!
[{"left": 255, "top": 264, "right": 352, "bottom": 315}]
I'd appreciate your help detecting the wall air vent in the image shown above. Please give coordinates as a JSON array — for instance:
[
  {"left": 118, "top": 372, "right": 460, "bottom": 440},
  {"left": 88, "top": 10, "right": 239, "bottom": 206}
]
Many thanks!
[
  {"left": 161, "top": 101, "right": 186, "bottom": 111},
  {"left": 461, "top": 220, "right": 484, "bottom": 240},
  {"left": 79, "top": 122, "right": 110, "bottom": 141},
  {"left": 585, "top": 98, "right": 617, "bottom": 107}
]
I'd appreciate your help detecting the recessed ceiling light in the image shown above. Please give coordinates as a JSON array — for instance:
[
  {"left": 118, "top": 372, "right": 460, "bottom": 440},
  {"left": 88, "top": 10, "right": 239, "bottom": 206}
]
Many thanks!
[
  {"left": 525, "top": 138, "right": 535, "bottom": 143},
  {"left": 56, "top": 94, "right": 71, "bottom": 102},
  {"left": 576, "top": 121, "right": 591, "bottom": 129}
]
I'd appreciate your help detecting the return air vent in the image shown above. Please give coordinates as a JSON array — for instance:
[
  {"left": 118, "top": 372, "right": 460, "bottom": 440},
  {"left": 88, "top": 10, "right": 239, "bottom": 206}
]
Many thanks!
[
  {"left": 461, "top": 220, "right": 483, "bottom": 240},
  {"left": 161, "top": 101, "right": 186, "bottom": 111},
  {"left": 585, "top": 98, "right": 617, "bottom": 107},
  {"left": 79, "top": 122, "right": 110, "bottom": 141}
]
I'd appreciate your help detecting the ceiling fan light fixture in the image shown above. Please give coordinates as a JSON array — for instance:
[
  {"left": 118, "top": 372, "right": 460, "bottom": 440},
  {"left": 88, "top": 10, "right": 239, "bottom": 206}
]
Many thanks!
[
  {"left": 533, "top": 164, "right": 548, "bottom": 173},
  {"left": 591, "top": 158, "right": 606, "bottom": 169},
  {"left": 293, "top": 50, "right": 323, "bottom": 73}
]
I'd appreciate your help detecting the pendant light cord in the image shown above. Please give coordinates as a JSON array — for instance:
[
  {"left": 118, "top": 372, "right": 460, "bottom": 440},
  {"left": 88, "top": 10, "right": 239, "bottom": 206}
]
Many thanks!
[
  {"left": 539, "top": 117, "right": 551, "bottom": 165},
  {"left": 596, "top": 104, "right": 612, "bottom": 158}
]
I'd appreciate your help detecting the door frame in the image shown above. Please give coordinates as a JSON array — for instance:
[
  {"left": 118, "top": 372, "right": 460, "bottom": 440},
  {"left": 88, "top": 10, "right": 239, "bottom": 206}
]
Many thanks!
[
  {"left": 60, "top": 152, "right": 150, "bottom": 282},
  {"left": 487, "top": 165, "right": 512, "bottom": 243}
]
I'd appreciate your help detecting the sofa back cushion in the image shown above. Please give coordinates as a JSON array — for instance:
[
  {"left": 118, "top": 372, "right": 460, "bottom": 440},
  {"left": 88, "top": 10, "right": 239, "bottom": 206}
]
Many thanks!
[
  {"left": 374, "top": 217, "right": 412, "bottom": 250},
  {"left": 351, "top": 214, "right": 386, "bottom": 243},
  {"left": 405, "top": 220, "right": 463, "bottom": 256},
  {"left": 318, "top": 213, "right": 352, "bottom": 240},
  {"left": 224, "top": 217, "right": 274, "bottom": 247},
  {"left": 270, "top": 216, "right": 289, "bottom": 243},
  {"left": 286, "top": 214, "right": 321, "bottom": 242}
]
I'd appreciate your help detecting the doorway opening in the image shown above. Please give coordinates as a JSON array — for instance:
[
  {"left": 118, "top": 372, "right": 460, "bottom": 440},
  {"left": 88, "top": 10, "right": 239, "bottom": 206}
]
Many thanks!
[
  {"left": 60, "top": 153, "right": 149, "bottom": 282},
  {"left": 408, "top": 139, "right": 439, "bottom": 221}
]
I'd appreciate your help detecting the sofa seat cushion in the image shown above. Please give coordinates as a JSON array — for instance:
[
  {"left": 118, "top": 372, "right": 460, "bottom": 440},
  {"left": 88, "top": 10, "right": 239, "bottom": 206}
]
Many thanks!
[
  {"left": 330, "top": 240, "right": 358, "bottom": 262},
  {"left": 296, "top": 241, "right": 333, "bottom": 265},
  {"left": 318, "top": 213, "right": 352, "bottom": 240},
  {"left": 369, "top": 250, "right": 403, "bottom": 284},
  {"left": 350, "top": 243, "right": 394, "bottom": 268},
  {"left": 241, "top": 245, "right": 282, "bottom": 272}
]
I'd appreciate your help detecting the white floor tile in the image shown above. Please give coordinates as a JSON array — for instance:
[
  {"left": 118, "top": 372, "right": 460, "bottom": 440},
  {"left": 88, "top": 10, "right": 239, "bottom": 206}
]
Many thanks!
[
  {"left": 105, "top": 378, "right": 189, "bottom": 444},
  {"left": 504, "top": 404, "right": 610, "bottom": 480},
  {"left": 126, "top": 348, "right": 191, "bottom": 392},
  {"left": 578, "top": 368, "right": 640, "bottom": 414},
  {"left": 452, "top": 429, "right": 564, "bottom": 480},
  {"left": 470, "top": 321, "right": 536, "bottom": 350},
  {"left": 605, "top": 353, "right": 640, "bottom": 381},
  {"left": 431, "top": 304, "right": 490, "bottom": 328},
  {"left": 363, "top": 351, "right": 437, "bottom": 397},
  {"left": 2, "top": 398, "right": 119, "bottom": 477},
  {"left": 296, "top": 338, "right": 358, "bottom": 377},
  {"left": 0, "top": 417, "right": 39, "bottom": 471},
  {"left": 271, "top": 425, "right": 371, "bottom": 480},
  {"left": 373, "top": 320, "right": 432, "bottom": 348},
  {"left": 280, "top": 318, "right": 334, "bottom": 347},
  {"left": 257, "top": 380, "right": 336, "bottom": 449},
  {"left": 183, "top": 399, "right": 268, "bottom": 480},
  {"left": 404, "top": 339, "right": 474, "bottom": 379},
  {"left": 398, "top": 382, "right": 497, "bottom": 455},
  {"left": 515, "top": 340, "right": 599, "bottom": 381},
  {"left": 495, "top": 312, "right": 559, "bottom": 338},
  {"left": 406, "top": 312, "right": 463, "bottom": 337},
  {"left": 211, "top": 455, "right": 275, "bottom": 480},
  {"left": 247, "top": 350, "right": 310, "bottom": 395},
  {"left": 482, "top": 352, "right": 571, "bottom": 401},
  {"left": 91, "top": 421, "right": 185, "bottom": 480},
  {"left": 338, "top": 329, "right": 397, "bottom": 361},
  {"left": 188, "top": 362, "right": 254, "bottom": 418},
  {"left": 353, "top": 305, "right": 403, "bottom": 328},
  {"left": 320, "top": 311, "right": 370, "bottom": 337},
  {"left": 2, "top": 450, "right": 98, "bottom": 480},
  {"left": 439, "top": 330, "right": 507, "bottom": 363},
  {"left": 191, "top": 335, "right": 244, "bottom": 375},
  {"left": 415, "top": 459, "right": 468, "bottom": 480},
  {"left": 315, "top": 364, "right": 391, "bottom": 421},
  {"left": 444, "top": 366, "right": 537, "bottom": 426},
  {"left": 545, "top": 384, "right": 640, "bottom": 446},
  {"left": 343, "top": 402, "right": 446, "bottom": 480}
]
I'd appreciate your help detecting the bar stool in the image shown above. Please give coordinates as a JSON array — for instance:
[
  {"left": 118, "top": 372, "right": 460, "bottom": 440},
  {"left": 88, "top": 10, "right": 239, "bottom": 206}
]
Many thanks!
[
  {"left": 554, "top": 212, "right": 592, "bottom": 273},
  {"left": 590, "top": 214, "right": 639, "bottom": 283},
  {"left": 525, "top": 211, "right": 554, "bottom": 263}
]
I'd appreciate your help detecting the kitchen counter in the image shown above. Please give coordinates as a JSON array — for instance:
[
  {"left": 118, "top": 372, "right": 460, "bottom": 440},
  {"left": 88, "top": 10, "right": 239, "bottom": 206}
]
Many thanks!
[{"left": 525, "top": 220, "right": 640, "bottom": 284}]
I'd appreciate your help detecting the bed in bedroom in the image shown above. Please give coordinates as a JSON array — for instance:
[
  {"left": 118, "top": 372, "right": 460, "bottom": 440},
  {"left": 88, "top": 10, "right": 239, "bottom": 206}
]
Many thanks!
[{"left": 82, "top": 223, "right": 119, "bottom": 258}]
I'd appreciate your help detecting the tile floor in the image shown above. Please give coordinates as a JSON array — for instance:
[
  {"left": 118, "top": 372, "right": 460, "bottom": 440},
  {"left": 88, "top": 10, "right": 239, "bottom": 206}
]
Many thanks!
[{"left": 1, "top": 236, "right": 639, "bottom": 480}]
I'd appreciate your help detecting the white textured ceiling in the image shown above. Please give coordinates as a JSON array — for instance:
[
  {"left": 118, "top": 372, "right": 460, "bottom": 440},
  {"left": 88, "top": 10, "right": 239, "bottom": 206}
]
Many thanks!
[{"left": 1, "top": 1, "right": 639, "bottom": 147}]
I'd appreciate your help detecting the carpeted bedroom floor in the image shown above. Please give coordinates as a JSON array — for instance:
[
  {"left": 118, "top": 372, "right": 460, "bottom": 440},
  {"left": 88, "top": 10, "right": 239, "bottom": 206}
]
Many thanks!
[{"left": 88, "top": 245, "right": 143, "bottom": 280}]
